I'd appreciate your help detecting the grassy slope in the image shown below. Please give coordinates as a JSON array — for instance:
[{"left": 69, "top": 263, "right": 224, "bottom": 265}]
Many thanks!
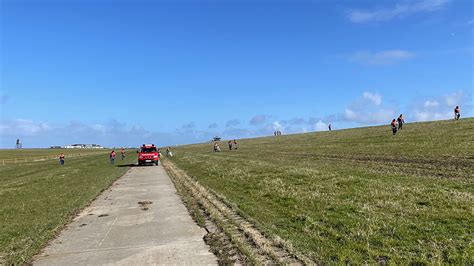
[
  {"left": 169, "top": 118, "right": 474, "bottom": 264},
  {"left": 0, "top": 151, "right": 137, "bottom": 264}
]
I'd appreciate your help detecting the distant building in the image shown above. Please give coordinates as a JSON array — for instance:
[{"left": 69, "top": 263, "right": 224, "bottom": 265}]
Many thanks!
[
  {"left": 62, "top": 144, "right": 104, "bottom": 149},
  {"left": 50, "top": 146, "right": 62, "bottom": 149}
]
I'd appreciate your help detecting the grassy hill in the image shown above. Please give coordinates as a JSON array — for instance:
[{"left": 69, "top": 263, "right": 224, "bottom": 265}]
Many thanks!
[{"left": 167, "top": 118, "right": 473, "bottom": 264}]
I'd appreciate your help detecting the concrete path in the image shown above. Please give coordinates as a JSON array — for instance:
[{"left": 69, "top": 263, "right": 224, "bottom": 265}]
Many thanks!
[{"left": 34, "top": 165, "right": 217, "bottom": 265}]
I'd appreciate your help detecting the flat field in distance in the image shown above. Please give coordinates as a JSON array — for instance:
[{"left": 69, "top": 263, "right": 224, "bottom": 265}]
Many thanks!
[
  {"left": 168, "top": 118, "right": 473, "bottom": 264},
  {"left": 0, "top": 148, "right": 109, "bottom": 161},
  {"left": 0, "top": 149, "right": 137, "bottom": 264}
]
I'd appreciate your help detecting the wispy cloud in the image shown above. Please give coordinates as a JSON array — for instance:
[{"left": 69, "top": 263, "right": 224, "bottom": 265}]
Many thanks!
[
  {"left": 347, "top": 0, "right": 450, "bottom": 23},
  {"left": 225, "top": 119, "right": 240, "bottom": 128},
  {"left": 342, "top": 91, "right": 397, "bottom": 124},
  {"left": 2, "top": 90, "right": 470, "bottom": 148},
  {"left": 350, "top": 50, "right": 415, "bottom": 66},
  {"left": 208, "top": 123, "right": 218, "bottom": 129},
  {"left": 249, "top": 115, "right": 269, "bottom": 125},
  {"left": 363, "top": 92, "right": 382, "bottom": 106},
  {"left": 0, "top": 119, "right": 202, "bottom": 148},
  {"left": 412, "top": 91, "right": 471, "bottom": 121}
]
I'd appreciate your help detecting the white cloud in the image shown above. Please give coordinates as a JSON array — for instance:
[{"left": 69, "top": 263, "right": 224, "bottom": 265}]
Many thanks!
[
  {"left": 344, "top": 108, "right": 357, "bottom": 120},
  {"left": 347, "top": 0, "right": 450, "bottom": 23},
  {"left": 413, "top": 91, "right": 470, "bottom": 121},
  {"left": 350, "top": 50, "right": 415, "bottom": 66},
  {"left": 249, "top": 115, "right": 269, "bottom": 125},
  {"left": 313, "top": 120, "right": 327, "bottom": 131},
  {"left": 272, "top": 121, "right": 283, "bottom": 131},
  {"left": 0, "top": 119, "right": 191, "bottom": 148},
  {"left": 1, "top": 119, "right": 52, "bottom": 136},
  {"left": 423, "top": 100, "right": 440, "bottom": 107},
  {"left": 363, "top": 92, "right": 382, "bottom": 105},
  {"left": 342, "top": 92, "right": 397, "bottom": 124}
]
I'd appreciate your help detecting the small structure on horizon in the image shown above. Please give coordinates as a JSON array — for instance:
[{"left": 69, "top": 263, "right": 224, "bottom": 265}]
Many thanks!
[
  {"left": 62, "top": 144, "right": 104, "bottom": 149},
  {"left": 16, "top": 138, "right": 22, "bottom": 149}
]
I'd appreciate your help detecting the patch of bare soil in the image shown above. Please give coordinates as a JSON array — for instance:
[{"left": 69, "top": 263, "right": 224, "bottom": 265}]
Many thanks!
[{"left": 138, "top": 201, "right": 153, "bottom": 211}]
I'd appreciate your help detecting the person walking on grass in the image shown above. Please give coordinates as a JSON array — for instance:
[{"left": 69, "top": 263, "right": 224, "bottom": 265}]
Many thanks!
[
  {"left": 59, "top": 153, "right": 65, "bottom": 165},
  {"left": 397, "top": 114, "right": 405, "bottom": 130},
  {"left": 454, "top": 106, "right": 461, "bottom": 120},
  {"left": 233, "top": 139, "right": 238, "bottom": 150},
  {"left": 120, "top": 148, "right": 126, "bottom": 160},
  {"left": 166, "top": 147, "right": 173, "bottom": 157},
  {"left": 228, "top": 140, "right": 233, "bottom": 151},
  {"left": 328, "top": 124, "right": 332, "bottom": 131},
  {"left": 391, "top": 119, "right": 398, "bottom": 135},
  {"left": 110, "top": 150, "right": 116, "bottom": 164},
  {"left": 213, "top": 142, "right": 221, "bottom": 152}
]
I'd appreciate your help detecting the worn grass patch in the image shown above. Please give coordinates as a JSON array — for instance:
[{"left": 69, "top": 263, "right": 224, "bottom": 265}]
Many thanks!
[
  {"left": 0, "top": 151, "right": 137, "bottom": 264},
  {"left": 168, "top": 118, "right": 474, "bottom": 264}
]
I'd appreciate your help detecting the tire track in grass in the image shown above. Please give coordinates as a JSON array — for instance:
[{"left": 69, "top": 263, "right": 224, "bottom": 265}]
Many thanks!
[{"left": 162, "top": 159, "right": 313, "bottom": 265}]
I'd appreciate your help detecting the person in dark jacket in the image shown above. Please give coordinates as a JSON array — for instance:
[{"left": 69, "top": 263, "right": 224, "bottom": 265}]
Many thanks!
[{"left": 397, "top": 114, "right": 404, "bottom": 130}]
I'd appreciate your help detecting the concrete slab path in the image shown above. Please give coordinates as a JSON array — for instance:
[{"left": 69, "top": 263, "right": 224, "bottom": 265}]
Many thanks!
[{"left": 34, "top": 165, "right": 217, "bottom": 265}]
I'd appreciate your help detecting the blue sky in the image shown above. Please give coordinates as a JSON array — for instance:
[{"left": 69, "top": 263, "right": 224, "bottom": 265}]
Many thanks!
[{"left": 1, "top": 0, "right": 473, "bottom": 148}]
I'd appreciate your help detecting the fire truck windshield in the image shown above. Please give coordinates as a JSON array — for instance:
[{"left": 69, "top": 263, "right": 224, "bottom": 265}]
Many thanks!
[{"left": 141, "top": 147, "right": 157, "bottom": 153}]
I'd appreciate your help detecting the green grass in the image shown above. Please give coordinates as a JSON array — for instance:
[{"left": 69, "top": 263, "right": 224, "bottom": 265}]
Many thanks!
[
  {"left": 0, "top": 150, "right": 137, "bottom": 264},
  {"left": 168, "top": 118, "right": 474, "bottom": 264},
  {"left": 0, "top": 148, "right": 109, "bottom": 161}
]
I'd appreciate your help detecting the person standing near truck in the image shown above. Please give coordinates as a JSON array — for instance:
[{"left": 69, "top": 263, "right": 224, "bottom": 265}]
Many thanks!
[
  {"left": 166, "top": 147, "right": 173, "bottom": 157},
  {"left": 59, "top": 153, "right": 65, "bottom": 165},
  {"left": 110, "top": 150, "right": 116, "bottom": 164}
]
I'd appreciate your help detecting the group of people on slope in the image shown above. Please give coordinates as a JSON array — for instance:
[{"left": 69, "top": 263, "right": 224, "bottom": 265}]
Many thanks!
[
  {"left": 391, "top": 106, "right": 462, "bottom": 135},
  {"left": 391, "top": 114, "right": 405, "bottom": 135},
  {"left": 214, "top": 139, "right": 238, "bottom": 152},
  {"left": 273, "top": 130, "right": 282, "bottom": 136}
]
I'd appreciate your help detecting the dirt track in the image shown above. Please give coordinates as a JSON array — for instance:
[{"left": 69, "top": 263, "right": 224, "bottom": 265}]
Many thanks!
[{"left": 162, "top": 159, "right": 313, "bottom": 264}]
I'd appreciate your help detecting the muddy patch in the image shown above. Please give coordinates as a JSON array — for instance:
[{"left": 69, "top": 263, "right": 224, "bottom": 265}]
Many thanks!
[{"left": 138, "top": 201, "right": 153, "bottom": 211}]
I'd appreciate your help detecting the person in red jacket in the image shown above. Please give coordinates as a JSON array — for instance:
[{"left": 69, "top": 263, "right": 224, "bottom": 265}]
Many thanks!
[
  {"left": 110, "top": 150, "right": 116, "bottom": 164},
  {"left": 391, "top": 119, "right": 398, "bottom": 135},
  {"left": 454, "top": 106, "right": 461, "bottom": 120},
  {"left": 59, "top": 153, "right": 65, "bottom": 165}
]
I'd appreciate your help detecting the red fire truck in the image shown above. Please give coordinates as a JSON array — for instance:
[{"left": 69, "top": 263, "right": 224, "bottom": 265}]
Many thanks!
[{"left": 137, "top": 144, "right": 159, "bottom": 166}]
